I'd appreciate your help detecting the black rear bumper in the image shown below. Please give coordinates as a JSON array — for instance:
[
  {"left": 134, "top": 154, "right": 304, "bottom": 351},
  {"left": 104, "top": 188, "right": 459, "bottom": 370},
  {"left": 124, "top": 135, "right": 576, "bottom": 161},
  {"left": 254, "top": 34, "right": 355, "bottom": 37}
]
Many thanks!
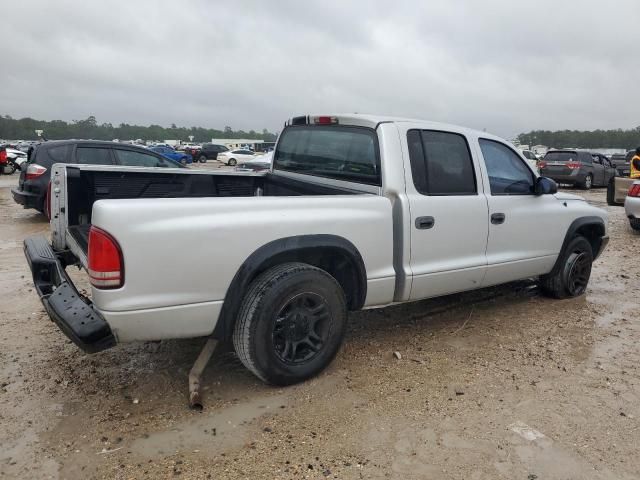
[
  {"left": 12, "top": 187, "right": 42, "bottom": 210},
  {"left": 24, "top": 235, "right": 115, "bottom": 353}
]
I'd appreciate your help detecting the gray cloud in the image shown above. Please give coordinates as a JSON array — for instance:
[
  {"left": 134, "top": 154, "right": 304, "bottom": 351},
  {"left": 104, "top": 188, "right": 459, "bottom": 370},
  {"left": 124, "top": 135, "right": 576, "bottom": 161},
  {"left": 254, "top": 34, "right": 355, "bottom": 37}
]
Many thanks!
[{"left": 2, "top": 0, "right": 639, "bottom": 138}]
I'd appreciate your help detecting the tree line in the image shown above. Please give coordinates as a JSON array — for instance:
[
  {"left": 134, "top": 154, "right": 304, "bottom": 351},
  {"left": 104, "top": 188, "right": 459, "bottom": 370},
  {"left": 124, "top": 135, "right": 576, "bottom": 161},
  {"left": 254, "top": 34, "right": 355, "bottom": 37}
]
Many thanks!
[
  {"left": 517, "top": 127, "right": 640, "bottom": 150},
  {"left": 0, "top": 115, "right": 278, "bottom": 142}
]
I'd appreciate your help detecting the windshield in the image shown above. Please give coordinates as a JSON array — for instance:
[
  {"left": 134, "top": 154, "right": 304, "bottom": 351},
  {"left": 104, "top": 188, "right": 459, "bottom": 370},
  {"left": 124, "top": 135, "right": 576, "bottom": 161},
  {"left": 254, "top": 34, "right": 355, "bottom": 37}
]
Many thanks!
[
  {"left": 544, "top": 151, "right": 578, "bottom": 163},
  {"left": 273, "top": 125, "right": 380, "bottom": 186}
]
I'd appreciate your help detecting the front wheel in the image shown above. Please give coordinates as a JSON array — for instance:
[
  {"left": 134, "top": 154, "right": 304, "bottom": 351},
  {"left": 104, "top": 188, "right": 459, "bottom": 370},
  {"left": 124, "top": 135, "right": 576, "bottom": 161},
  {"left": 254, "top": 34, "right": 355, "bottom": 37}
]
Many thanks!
[
  {"left": 581, "top": 174, "right": 593, "bottom": 190},
  {"left": 630, "top": 218, "right": 640, "bottom": 231},
  {"left": 233, "top": 262, "right": 347, "bottom": 386},
  {"left": 199, "top": 155, "right": 207, "bottom": 163},
  {"left": 227, "top": 158, "right": 237, "bottom": 166},
  {"left": 540, "top": 236, "right": 593, "bottom": 299}
]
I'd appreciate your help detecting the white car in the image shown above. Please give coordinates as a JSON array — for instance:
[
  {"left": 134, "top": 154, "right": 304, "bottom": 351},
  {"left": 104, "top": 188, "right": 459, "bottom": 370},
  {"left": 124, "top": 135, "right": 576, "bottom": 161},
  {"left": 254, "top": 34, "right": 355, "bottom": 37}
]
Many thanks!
[
  {"left": 217, "top": 149, "right": 255, "bottom": 166},
  {"left": 624, "top": 181, "right": 640, "bottom": 230}
]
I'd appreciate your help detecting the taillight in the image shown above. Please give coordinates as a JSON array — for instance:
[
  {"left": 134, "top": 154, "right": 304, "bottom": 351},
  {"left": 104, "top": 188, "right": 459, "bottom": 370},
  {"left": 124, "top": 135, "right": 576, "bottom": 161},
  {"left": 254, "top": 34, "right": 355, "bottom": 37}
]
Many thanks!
[
  {"left": 628, "top": 184, "right": 640, "bottom": 198},
  {"left": 25, "top": 164, "right": 47, "bottom": 180},
  {"left": 0, "top": 149, "right": 6, "bottom": 165},
  {"left": 88, "top": 226, "right": 124, "bottom": 289},
  {"left": 566, "top": 162, "right": 581, "bottom": 169},
  {"left": 537, "top": 161, "right": 547, "bottom": 169},
  {"left": 312, "top": 116, "right": 339, "bottom": 125}
]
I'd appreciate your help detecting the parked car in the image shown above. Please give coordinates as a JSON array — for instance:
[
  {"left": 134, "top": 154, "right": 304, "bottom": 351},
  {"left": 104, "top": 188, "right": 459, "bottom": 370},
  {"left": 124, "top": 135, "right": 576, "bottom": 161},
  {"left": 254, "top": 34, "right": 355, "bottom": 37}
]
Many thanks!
[
  {"left": 149, "top": 145, "right": 192, "bottom": 164},
  {"left": 24, "top": 114, "right": 608, "bottom": 387},
  {"left": 519, "top": 150, "right": 539, "bottom": 170},
  {"left": 196, "top": 143, "right": 229, "bottom": 163},
  {"left": 5, "top": 147, "right": 28, "bottom": 171},
  {"left": 624, "top": 181, "right": 640, "bottom": 230},
  {"left": 217, "top": 149, "right": 255, "bottom": 166},
  {"left": 235, "top": 151, "right": 273, "bottom": 172},
  {"left": 610, "top": 152, "right": 631, "bottom": 176},
  {"left": 538, "top": 150, "right": 616, "bottom": 189},
  {"left": 11, "top": 140, "right": 184, "bottom": 213}
]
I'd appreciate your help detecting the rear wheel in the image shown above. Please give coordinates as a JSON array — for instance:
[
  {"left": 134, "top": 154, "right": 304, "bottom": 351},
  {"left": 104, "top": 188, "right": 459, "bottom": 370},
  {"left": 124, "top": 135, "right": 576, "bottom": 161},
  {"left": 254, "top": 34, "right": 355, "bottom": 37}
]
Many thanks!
[
  {"left": 540, "top": 236, "right": 593, "bottom": 299},
  {"left": 233, "top": 262, "right": 347, "bottom": 386},
  {"left": 581, "top": 174, "right": 593, "bottom": 190},
  {"left": 199, "top": 155, "right": 207, "bottom": 163},
  {"left": 607, "top": 178, "right": 619, "bottom": 206},
  {"left": 228, "top": 158, "right": 237, "bottom": 166},
  {"left": 630, "top": 218, "right": 640, "bottom": 231}
]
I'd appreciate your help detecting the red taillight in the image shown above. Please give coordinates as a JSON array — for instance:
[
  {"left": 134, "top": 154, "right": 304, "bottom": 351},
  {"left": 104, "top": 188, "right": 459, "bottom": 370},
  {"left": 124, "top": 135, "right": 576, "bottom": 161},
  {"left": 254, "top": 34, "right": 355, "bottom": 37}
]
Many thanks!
[
  {"left": 538, "top": 161, "right": 547, "bottom": 169},
  {"left": 25, "top": 164, "right": 47, "bottom": 180},
  {"left": 566, "top": 162, "right": 581, "bottom": 169},
  {"left": 88, "top": 226, "right": 124, "bottom": 289},
  {"left": 0, "top": 149, "right": 6, "bottom": 165},
  {"left": 628, "top": 184, "right": 640, "bottom": 198},
  {"left": 313, "top": 116, "right": 338, "bottom": 125}
]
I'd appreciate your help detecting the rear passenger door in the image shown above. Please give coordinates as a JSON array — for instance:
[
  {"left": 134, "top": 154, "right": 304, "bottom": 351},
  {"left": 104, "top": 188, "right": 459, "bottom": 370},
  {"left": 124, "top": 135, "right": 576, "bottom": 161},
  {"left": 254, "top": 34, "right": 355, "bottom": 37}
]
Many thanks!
[
  {"left": 405, "top": 129, "right": 489, "bottom": 301},
  {"left": 591, "top": 154, "right": 605, "bottom": 186},
  {"left": 477, "top": 138, "right": 566, "bottom": 286}
]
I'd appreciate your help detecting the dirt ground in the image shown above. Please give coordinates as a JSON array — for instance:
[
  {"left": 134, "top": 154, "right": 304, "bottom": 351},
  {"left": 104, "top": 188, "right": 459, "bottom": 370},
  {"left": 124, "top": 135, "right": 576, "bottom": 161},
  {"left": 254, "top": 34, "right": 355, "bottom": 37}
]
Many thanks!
[{"left": 1, "top": 172, "right": 639, "bottom": 479}]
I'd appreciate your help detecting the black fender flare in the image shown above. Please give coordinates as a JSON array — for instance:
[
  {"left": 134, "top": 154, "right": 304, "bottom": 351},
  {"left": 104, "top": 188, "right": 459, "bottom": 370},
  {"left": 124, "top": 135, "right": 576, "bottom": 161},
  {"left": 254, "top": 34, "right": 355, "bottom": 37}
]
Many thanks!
[
  {"left": 213, "top": 234, "right": 367, "bottom": 341},
  {"left": 548, "top": 216, "right": 606, "bottom": 276}
]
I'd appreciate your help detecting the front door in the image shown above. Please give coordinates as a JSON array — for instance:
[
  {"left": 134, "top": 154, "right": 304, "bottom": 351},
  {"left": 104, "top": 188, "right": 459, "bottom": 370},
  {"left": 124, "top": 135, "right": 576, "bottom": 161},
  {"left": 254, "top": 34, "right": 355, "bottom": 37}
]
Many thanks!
[
  {"left": 405, "top": 128, "right": 489, "bottom": 301},
  {"left": 476, "top": 139, "right": 566, "bottom": 287}
]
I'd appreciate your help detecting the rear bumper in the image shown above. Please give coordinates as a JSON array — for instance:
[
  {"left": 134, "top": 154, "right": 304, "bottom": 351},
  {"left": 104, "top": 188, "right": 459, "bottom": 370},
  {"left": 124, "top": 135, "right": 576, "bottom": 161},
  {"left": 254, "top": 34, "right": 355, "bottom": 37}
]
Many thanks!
[
  {"left": 11, "top": 187, "right": 41, "bottom": 209},
  {"left": 24, "top": 235, "right": 116, "bottom": 353},
  {"left": 541, "top": 171, "right": 583, "bottom": 185},
  {"left": 624, "top": 194, "right": 640, "bottom": 219}
]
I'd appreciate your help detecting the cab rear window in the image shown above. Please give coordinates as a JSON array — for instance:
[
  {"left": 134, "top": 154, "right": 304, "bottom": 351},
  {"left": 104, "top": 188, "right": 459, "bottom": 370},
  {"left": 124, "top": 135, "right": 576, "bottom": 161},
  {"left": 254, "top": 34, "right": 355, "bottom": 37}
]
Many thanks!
[{"left": 273, "top": 126, "right": 380, "bottom": 186}]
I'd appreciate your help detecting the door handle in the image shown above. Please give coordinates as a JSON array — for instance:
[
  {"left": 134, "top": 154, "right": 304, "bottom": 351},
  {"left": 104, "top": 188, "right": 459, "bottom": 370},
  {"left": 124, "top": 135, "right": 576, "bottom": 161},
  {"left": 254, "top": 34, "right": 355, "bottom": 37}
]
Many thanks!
[
  {"left": 491, "top": 213, "right": 506, "bottom": 225},
  {"left": 415, "top": 216, "right": 435, "bottom": 229}
]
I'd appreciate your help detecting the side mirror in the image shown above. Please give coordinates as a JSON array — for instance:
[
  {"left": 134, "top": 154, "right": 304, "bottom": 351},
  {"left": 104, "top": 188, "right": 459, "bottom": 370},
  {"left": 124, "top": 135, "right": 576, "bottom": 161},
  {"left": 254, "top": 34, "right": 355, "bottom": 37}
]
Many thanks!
[{"left": 535, "top": 176, "right": 558, "bottom": 195}]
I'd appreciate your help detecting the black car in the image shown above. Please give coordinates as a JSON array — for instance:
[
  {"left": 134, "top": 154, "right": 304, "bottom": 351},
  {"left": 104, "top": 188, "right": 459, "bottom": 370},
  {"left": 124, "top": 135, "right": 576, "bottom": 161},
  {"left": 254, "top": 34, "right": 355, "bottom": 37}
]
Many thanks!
[
  {"left": 539, "top": 150, "right": 616, "bottom": 189},
  {"left": 195, "top": 143, "right": 229, "bottom": 162},
  {"left": 12, "top": 140, "right": 184, "bottom": 213},
  {"left": 610, "top": 151, "right": 634, "bottom": 176}
]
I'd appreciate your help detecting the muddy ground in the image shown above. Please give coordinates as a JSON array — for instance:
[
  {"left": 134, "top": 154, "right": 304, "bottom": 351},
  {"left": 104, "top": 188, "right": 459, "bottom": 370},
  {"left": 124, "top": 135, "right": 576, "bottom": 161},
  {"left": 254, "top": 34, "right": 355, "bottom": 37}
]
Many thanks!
[{"left": 1, "top": 173, "right": 639, "bottom": 479}]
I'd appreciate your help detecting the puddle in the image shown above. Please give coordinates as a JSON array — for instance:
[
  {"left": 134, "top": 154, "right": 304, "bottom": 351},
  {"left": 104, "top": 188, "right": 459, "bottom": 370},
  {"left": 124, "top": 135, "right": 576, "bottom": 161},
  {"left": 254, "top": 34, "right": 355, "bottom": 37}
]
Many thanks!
[{"left": 130, "top": 393, "right": 287, "bottom": 458}]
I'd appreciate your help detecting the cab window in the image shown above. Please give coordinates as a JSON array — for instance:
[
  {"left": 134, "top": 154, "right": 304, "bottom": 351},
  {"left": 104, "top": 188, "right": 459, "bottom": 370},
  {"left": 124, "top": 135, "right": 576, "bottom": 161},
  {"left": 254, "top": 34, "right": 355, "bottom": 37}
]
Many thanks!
[{"left": 479, "top": 139, "right": 534, "bottom": 195}]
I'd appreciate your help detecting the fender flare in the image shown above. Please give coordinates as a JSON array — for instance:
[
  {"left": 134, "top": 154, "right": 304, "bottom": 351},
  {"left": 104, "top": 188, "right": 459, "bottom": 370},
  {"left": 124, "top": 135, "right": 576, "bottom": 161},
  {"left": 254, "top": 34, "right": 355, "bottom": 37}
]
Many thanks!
[
  {"left": 548, "top": 216, "right": 606, "bottom": 276},
  {"left": 213, "top": 234, "right": 367, "bottom": 340}
]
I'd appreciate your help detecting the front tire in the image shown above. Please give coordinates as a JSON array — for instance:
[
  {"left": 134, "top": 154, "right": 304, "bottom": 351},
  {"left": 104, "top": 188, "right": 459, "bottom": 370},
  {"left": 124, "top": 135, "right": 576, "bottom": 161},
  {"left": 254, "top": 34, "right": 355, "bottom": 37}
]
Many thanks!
[
  {"left": 581, "top": 174, "right": 593, "bottom": 190},
  {"left": 233, "top": 262, "right": 347, "bottom": 386},
  {"left": 630, "top": 218, "right": 640, "bottom": 231},
  {"left": 227, "top": 158, "right": 237, "bottom": 166},
  {"left": 540, "top": 236, "right": 593, "bottom": 299},
  {"left": 199, "top": 155, "right": 207, "bottom": 163}
]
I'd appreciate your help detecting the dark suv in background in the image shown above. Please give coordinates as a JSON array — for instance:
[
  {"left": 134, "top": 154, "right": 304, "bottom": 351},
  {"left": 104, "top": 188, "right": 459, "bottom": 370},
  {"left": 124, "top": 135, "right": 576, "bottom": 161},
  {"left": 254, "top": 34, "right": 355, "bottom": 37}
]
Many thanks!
[
  {"left": 610, "top": 151, "right": 634, "bottom": 176},
  {"left": 195, "top": 143, "right": 229, "bottom": 162},
  {"left": 11, "top": 140, "right": 184, "bottom": 213},
  {"left": 538, "top": 149, "right": 616, "bottom": 189}
]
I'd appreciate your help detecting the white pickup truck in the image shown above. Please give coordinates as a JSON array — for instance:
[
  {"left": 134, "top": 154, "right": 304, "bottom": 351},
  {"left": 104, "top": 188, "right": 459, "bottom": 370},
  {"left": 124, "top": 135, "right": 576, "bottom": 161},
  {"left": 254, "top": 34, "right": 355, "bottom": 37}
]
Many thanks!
[{"left": 25, "top": 114, "right": 609, "bottom": 386}]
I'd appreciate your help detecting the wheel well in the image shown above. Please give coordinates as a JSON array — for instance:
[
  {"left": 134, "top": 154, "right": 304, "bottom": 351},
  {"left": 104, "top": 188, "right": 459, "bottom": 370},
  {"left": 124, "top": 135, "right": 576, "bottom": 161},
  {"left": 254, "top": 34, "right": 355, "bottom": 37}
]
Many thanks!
[
  {"left": 254, "top": 247, "right": 364, "bottom": 310},
  {"left": 214, "top": 236, "right": 367, "bottom": 341},
  {"left": 575, "top": 223, "right": 605, "bottom": 255}
]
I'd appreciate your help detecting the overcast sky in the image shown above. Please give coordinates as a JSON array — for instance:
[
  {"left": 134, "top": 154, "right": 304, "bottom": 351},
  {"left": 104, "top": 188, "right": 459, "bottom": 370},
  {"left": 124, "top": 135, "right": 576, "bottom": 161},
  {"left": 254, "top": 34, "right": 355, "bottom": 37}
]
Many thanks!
[{"left": 2, "top": 0, "right": 639, "bottom": 138}]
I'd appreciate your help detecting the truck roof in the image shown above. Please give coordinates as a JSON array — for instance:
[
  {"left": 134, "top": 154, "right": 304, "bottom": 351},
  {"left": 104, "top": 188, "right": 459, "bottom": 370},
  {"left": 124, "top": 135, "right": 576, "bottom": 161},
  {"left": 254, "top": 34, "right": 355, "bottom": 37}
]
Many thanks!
[{"left": 286, "top": 113, "right": 502, "bottom": 141}]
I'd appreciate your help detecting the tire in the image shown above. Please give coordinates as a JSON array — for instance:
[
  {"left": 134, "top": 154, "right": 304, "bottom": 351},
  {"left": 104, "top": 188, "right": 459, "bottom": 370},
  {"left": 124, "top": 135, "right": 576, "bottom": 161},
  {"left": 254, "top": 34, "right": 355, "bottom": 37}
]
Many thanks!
[
  {"left": 607, "top": 179, "right": 619, "bottom": 206},
  {"left": 199, "top": 155, "right": 207, "bottom": 163},
  {"left": 227, "top": 158, "right": 237, "bottom": 166},
  {"left": 233, "top": 262, "right": 347, "bottom": 386},
  {"left": 581, "top": 174, "right": 593, "bottom": 190},
  {"left": 630, "top": 218, "right": 640, "bottom": 231},
  {"left": 540, "top": 236, "right": 593, "bottom": 299}
]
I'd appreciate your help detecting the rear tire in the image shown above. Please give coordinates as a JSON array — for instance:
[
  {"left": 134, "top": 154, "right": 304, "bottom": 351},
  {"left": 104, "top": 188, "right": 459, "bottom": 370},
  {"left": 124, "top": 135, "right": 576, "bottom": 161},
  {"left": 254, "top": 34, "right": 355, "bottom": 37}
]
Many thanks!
[
  {"left": 540, "top": 236, "right": 593, "bottom": 299},
  {"left": 607, "top": 178, "right": 619, "bottom": 206},
  {"left": 581, "top": 174, "right": 593, "bottom": 190},
  {"left": 630, "top": 218, "right": 640, "bottom": 231},
  {"left": 233, "top": 262, "right": 347, "bottom": 386},
  {"left": 199, "top": 155, "right": 207, "bottom": 163}
]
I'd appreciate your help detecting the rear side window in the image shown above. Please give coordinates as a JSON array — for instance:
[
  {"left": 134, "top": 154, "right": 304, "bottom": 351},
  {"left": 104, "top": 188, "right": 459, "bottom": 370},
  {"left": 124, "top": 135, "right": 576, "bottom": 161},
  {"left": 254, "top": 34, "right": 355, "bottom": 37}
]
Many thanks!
[
  {"left": 114, "top": 149, "right": 174, "bottom": 167},
  {"left": 37, "top": 144, "right": 73, "bottom": 166},
  {"left": 76, "top": 147, "right": 113, "bottom": 165},
  {"left": 407, "top": 129, "right": 476, "bottom": 195},
  {"left": 274, "top": 126, "right": 380, "bottom": 186},
  {"left": 579, "top": 152, "right": 593, "bottom": 165}
]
